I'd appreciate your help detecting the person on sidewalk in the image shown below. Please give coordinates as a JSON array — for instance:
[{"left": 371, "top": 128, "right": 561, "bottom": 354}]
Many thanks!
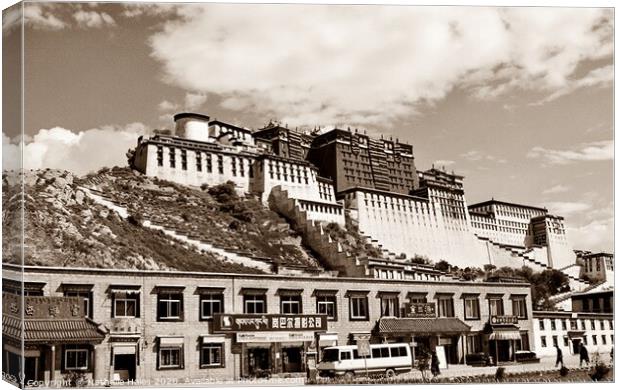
[
  {"left": 579, "top": 343, "right": 590, "bottom": 367},
  {"left": 555, "top": 345, "right": 564, "bottom": 368},
  {"left": 430, "top": 351, "right": 441, "bottom": 378}
]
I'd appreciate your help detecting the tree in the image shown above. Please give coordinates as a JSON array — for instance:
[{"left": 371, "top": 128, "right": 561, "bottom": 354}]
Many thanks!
[{"left": 434, "top": 260, "right": 451, "bottom": 272}]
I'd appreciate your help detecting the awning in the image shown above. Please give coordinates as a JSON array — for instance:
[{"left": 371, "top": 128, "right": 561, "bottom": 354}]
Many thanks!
[
  {"left": 201, "top": 335, "right": 226, "bottom": 344},
  {"left": 61, "top": 283, "right": 94, "bottom": 293},
  {"left": 195, "top": 287, "right": 225, "bottom": 294},
  {"left": 159, "top": 336, "right": 184, "bottom": 347},
  {"left": 155, "top": 285, "right": 185, "bottom": 293},
  {"left": 488, "top": 325, "right": 521, "bottom": 341},
  {"left": 313, "top": 289, "right": 338, "bottom": 297},
  {"left": 378, "top": 317, "right": 471, "bottom": 335},
  {"left": 3, "top": 315, "right": 105, "bottom": 344},
  {"left": 240, "top": 287, "right": 268, "bottom": 295},
  {"left": 276, "top": 288, "right": 303, "bottom": 296},
  {"left": 113, "top": 344, "right": 137, "bottom": 355}
]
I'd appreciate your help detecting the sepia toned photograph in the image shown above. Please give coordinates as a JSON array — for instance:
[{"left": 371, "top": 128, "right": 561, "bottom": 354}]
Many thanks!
[{"left": 1, "top": 0, "right": 615, "bottom": 388}]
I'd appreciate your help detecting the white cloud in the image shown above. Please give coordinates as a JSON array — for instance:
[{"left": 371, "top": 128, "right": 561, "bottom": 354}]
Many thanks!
[
  {"left": 148, "top": 5, "right": 612, "bottom": 127},
  {"left": 567, "top": 217, "right": 613, "bottom": 252},
  {"left": 73, "top": 10, "right": 116, "bottom": 28},
  {"left": 158, "top": 100, "right": 179, "bottom": 111},
  {"left": 23, "top": 3, "right": 67, "bottom": 30},
  {"left": 2, "top": 124, "right": 147, "bottom": 175},
  {"left": 460, "top": 150, "right": 506, "bottom": 163},
  {"left": 433, "top": 160, "right": 455, "bottom": 168},
  {"left": 527, "top": 140, "right": 613, "bottom": 165},
  {"left": 531, "top": 65, "right": 613, "bottom": 105},
  {"left": 184, "top": 92, "right": 208, "bottom": 110},
  {"left": 545, "top": 201, "right": 591, "bottom": 216},
  {"left": 542, "top": 184, "right": 569, "bottom": 195}
]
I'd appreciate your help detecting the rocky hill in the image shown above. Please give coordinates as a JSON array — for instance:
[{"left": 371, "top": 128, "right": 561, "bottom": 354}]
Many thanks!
[{"left": 2, "top": 168, "right": 326, "bottom": 274}]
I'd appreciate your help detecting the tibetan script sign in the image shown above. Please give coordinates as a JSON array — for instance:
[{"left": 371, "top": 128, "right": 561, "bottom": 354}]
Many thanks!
[
  {"left": 490, "top": 315, "right": 518, "bottom": 325},
  {"left": 405, "top": 302, "right": 436, "bottom": 318},
  {"left": 213, "top": 314, "right": 328, "bottom": 333}
]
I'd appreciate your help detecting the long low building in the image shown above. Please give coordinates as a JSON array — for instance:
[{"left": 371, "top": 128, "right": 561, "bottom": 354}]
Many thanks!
[{"left": 2, "top": 264, "right": 534, "bottom": 386}]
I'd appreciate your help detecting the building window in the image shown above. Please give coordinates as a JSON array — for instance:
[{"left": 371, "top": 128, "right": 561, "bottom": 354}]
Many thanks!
[
  {"left": 583, "top": 336, "right": 588, "bottom": 345},
  {"left": 488, "top": 297, "right": 504, "bottom": 316},
  {"left": 200, "top": 293, "right": 223, "bottom": 320},
  {"left": 157, "top": 292, "right": 183, "bottom": 321},
  {"left": 590, "top": 319, "right": 596, "bottom": 330},
  {"left": 158, "top": 346, "right": 183, "bottom": 369},
  {"left": 196, "top": 153, "right": 202, "bottom": 172},
  {"left": 217, "top": 155, "right": 223, "bottom": 174},
  {"left": 64, "top": 346, "right": 89, "bottom": 371},
  {"left": 157, "top": 146, "right": 163, "bottom": 166},
  {"left": 281, "top": 295, "right": 302, "bottom": 314},
  {"left": 206, "top": 154, "right": 212, "bottom": 173},
  {"left": 511, "top": 296, "right": 527, "bottom": 319},
  {"left": 466, "top": 334, "right": 482, "bottom": 353},
  {"left": 563, "top": 336, "right": 569, "bottom": 347},
  {"left": 539, "top": 319, "right": 545, "bottom": 330},
  {"left": 562, "top": 319, "right": 567, "bottom": 330},
  {"left": 169, "top": 148, "right": 176, "bottom": 168},
  {"left": 181, "top": 149, "right": 187, "bottom": 170},
  {"left": 602, "top": 335, "right": 607, "bottom": 345},
  {"left": 552, "top": 335, "right": 558, "bottom": 347},
  {"left": 592, "top": 335, "right": 598, "bottom": 345},
  {"left": 113, "top": 292, "right": 139, "bottom": 318},
  {"left": 316, "top": 295, "right": 337, "bottom": 321},
  {"left": 541, "top": 336, "right": 547, "bottom": 348},
  {"left": 570, "top": 320, "right": 577, "bottom": 330},
  {"left": 200, "top": 343, "right": 224, "bottom": 368},
  {"left": 609, "top": 320, "right": 613, "bottom": 330},
  {"left": 437, "top": 296, "right": 454, "bottom": 318},
  {"left": 380, "top": 295, "right": 399, "bottom": 318},
  {"left": 349, "top": 296, "right": 369, "bottom": 321},
  {"left": 580, "top": 319, "right": 586, "bottom": 329},
  {"left": 244, "top": 294, "right": 266, "bottom": 314},
  {"left": 551, "top": 320, "right": 556, "bottom": 331},
  {"left": 463, "top": 296, "right": 480, "bottom": 320},
  {"left": 599, "top": 320, "right": 605, "bottom": 330},
  {"left": 62, "top": 287, "right": 93, "bottom": 318},
  {"left": 519, "top": 332, "right": 530, "bottom": 351}
]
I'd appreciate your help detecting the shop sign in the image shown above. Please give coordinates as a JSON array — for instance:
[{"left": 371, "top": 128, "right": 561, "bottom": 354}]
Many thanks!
[
  {"left": 353, "top": 333, "right": 371, "bottom": 357},
  {"left": 489, "top": 315, "right": 518, "bottom": 325},
  {"left": 213, "top": 314, "right": 328, "bottom": 332},
  {"left": 405, "top": 302, "right": 436, "bottom": 318},
  {"left": 236, "top": 331, "right": 315, "bottom": 343}
]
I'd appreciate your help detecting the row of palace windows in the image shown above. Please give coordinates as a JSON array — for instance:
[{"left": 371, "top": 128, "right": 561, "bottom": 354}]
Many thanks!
[
  {"left": 540, "top": 334, "right": 613, "bottom": 348},
  {"left": 538, "top": 318, "right": 613, "bottom": 331},
  {"left": 299, "top": 201, "right": 343, "bottom": 216},
  {"left": 267, "top": 161, "right": 310, "bottom": 184},
  {"left": 46, "top": 287, "right": 528, "bottom": 323}
]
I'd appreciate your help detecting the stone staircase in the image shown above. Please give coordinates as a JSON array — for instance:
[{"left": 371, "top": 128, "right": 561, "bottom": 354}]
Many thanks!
[
  {"left": 268, "top": 186, "right": 372, "bottom": 277},
  {"left": 475, "top": 234, "right": 590, "bottom": 290},
  {"left": 78, "top": 186, "right": 291, "bottom": 275}
]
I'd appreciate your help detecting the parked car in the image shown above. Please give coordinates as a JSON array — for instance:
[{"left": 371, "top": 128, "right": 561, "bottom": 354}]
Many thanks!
[{"left": 466, "top": 352, "right": 492, "bottom": 367}]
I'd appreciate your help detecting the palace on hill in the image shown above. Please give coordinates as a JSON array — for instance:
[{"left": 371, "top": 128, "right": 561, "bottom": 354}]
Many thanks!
[{"left": 129, "top": 112, "right": 606, "bottom": 287}]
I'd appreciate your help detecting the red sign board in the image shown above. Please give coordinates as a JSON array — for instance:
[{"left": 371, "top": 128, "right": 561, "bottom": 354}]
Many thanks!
[{"left": 212, "top": 314, "right": 328, "bottom": 332}]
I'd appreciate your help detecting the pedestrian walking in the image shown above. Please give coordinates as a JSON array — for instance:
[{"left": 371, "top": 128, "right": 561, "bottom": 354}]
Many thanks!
[
  {"left": 555, "top": 345, "right": 564, "bottom": 367},
  {"left": 430, "top": 351, "right": 441, "bottom": 377},
  {"left": 579, "top": 343, "right": 590, "bottom": 367}
]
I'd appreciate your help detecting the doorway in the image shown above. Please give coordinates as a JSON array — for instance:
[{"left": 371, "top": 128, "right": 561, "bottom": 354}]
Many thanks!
[
  {"left": 490, "top": 340, "right": 511, "bottom": 362},
  {"left": 281, "top": 347, "right": 303, "bottom": 373},
  {"left": 571, "top": 339, "right": 582, "bottom": 355},
  {"left": 24, "top": 356, "right": 39, "bottom": 384},
  {"left": 247, "top": 348, "right": 270, "bottom": 376},
  {"left": 114, "top": 354, "right": 136, "bottom": 381}
]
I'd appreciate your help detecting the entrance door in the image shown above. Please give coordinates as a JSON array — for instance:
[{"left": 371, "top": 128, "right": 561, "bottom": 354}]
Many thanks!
[
  {"left": 114, "top": 354, "right": 136, "bottom": 381},
  {"left": 490, "top": 340, "right": 511, "bottom": 362},
  {"left": 572, "top": 339, "right": 581, "bottom": 354},
  {"left": 247, "top": 348, "right": 270, "bottom": 376},
  {"left": 282, "top": 347, "right": 302, "bottom": 373},
  {"left": 24, "top": 357, "right": 38, "bottom": 384}
]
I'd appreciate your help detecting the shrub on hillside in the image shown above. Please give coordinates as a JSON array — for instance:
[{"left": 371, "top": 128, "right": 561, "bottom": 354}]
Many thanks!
[
  {"left": 127, "top": 213, "right": 143, "bottom": 226},
  {"left": 208, "top": 181, "right": 238, "bottom": 203}
]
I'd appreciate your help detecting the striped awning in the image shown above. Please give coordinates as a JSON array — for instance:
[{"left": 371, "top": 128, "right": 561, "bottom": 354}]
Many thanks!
[{"left": 488, "top": 325, "right": 521, "bottom": 341}]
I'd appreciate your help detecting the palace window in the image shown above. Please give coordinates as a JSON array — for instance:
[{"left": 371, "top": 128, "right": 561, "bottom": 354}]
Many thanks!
[
  {"left": 436, "top": 295, "right": 454, "bottom": 318},
  {"left": 591, "top": 319, "right": 596, "bottom": 330},
  {"left": 206, "top": 154, "right": 212, "bottom": 173},
  {"left": 239, "top": 159, "right": 245, "bottom": 177},
  {"left": 602, "top": 335, "right": 607, "bottom": 345},
  {"left": 157, "top": 291, "right": 183, "bottom": 321},
  {"left": 552, "top": 335, "right": 558, "bottom": 347},
  {"left": 563, "top": 336, "right": 569, "bottom": 347},
  {"left": 157, "top": 146, "right": 163, "bottom": 166},
  {"left": 580, "top": 319, "right": 586, "bottom": 329},
  {"left": 231, "top": 157, "right": 237, "bottom": 176},
  {"left": 600, "top": 320, "right": 605, "bottom": 330},
  {"left": 63, "top": 346, "right": 89, "bottom": 371},
  {"left": 169, "top": 148, "right": 176, "bottom": 168},
  {"left": 511, "top": 296, "right": 528, "bottom": 319},
  {"left": 488, "top": 296, "right": 504, "bottom": 316},
  {"left": 315, "top": 293, "right": 337, "bottom": 321},
  {"left": 196, "top": 153, "right": 202, "bottom": 172},
  {"left": 217, "top": 155, "right": 223, "bottom": 174},
  {"left": 463, "top": 296, "right": 480, "bottom": 320},
  {"left": 199, "top": 292, "right": 224, "bottom": 320},
  {"left": 280, "top": 293, "right": 302, "bottom": 315},
  {"left": 243, "top": 293, "right": 266, "bottom": 314},
  {"left": 592, "top": 335, "right": 598, "bottom": 345},
  {"left": 541, "top": 336, "right": 547, "bottom": 348},
  {"left": 348, "top": 292, "right": 369, "bottom": 321},
  {"left": 181, "top": 149, "right": 187, "bottom": 170},
  {"left": 379, "top": 294, "right": 399, "bottom": 318},
  {"left": 562, "top": 319, "right": 567, "bottom": 330},
  {"left": 570, "top": 319, "right": 577, "bottom": 330},
  {"left": 200, "top": 343, "right": 224, "bottom": 368}
]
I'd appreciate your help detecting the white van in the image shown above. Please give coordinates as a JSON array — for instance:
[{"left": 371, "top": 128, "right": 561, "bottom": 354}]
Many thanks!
[{"left": 318, "top": 343, "right": 412, "bottom": 378}]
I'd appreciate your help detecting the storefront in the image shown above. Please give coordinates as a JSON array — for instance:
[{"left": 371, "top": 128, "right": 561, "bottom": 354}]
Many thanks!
[
  {"left": 2, "top": 293, "right": 106, "bottom": 386},
  {"left": 485, "top": 315, "right": 523, "bottom": 363},
  {"left": 376, "top": 302, "right": 471, "bottom": 366},
  {"left": 212, "top": 314, "right": 327, "bottom": 377}
]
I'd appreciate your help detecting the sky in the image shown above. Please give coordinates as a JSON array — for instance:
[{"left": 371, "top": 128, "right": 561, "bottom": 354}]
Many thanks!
[{"left": 1, "top": 2, "right": 614, "bottom": 252}]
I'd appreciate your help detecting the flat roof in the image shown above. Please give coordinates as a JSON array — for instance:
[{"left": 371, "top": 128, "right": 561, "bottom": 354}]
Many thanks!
[
  {"left": 2, "top": 264, "right": 531, "bottom": 288},
  {"left": 468, "top": 199, "right": 548, "bottom": 212}
]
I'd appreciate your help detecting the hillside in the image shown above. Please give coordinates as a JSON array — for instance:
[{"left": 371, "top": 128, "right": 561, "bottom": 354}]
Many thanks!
[{"left": 2, "top": 167, "right": 324, "bottom": 273}]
